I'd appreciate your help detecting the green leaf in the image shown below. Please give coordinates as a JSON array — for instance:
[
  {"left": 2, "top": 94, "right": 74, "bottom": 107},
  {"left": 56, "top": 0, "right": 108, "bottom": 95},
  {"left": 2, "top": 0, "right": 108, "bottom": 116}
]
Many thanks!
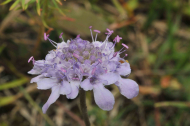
[
  {"left": 21, "top": 0, "right": 25, "bottom": 10},
  {"left": 42, "top": 18, "right": 50, "bottom": 28},
  {"left": 0, "top": 96, "right": 15, "bottom": 107},
  {"left": 0, "top": 44, "right": 6, "bottom": 54},
  {"left": 0, "top": 78, "right": 28, "bottom": 90},
  {"left": 51, "top": 5, "right": 108, "bottom": 36},
  {"left": 36, "top": 0, "right": 41, "bottom": 15},
  {"left": 128, "top": 0, "right": 138, "bottom": 10},
  {"left": 52, "top": 0, "right": 65, "bottom": 16},
  {"left": 25, "top": 0, "right": 36, "bottom": 10},
  {"left": 0, "top": 0, "right": 12, "bottom": 5},
  {"left": 9, "top": 0, "right": 20, "bottom": 10}
]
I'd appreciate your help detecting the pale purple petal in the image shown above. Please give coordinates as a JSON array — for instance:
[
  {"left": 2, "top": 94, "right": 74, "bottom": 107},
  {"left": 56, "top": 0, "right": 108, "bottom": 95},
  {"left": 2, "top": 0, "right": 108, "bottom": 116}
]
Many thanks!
[
  {"left": 42, "top": 85, "right": 60, "bottom": 113},
  {"left": 99, "top": 72, "right": 119, "bottom": 85},
  {"left": 30, "top": 75, "right": 44, "bottom": 83},
  {"left": 57, "top": 42, "right": 68, "bottom": 49},
  {"left": 66, "top": 81, "right": 80, "bottom": 99},
  {"left": 116, "top": 78, "right": 139, "bottom": 99},
  {"left": 93, "top": 41, "right": 103, "bottom": 48},
  {"left": 28, "top": 68, "right": 41, "bottom": 75},
  {"left": 45, "top": 52, "right": 55, "bottom": 61},
  {"left": 117, "top": 62, "right": 131, "bottom": 76},
  {"left": 93, "top": 84, "right": 115, "bottom": 111},
  {"left": 81, "top": 78, "right": 93, "bottom": 91},
  {"left": 37, "top": 78, "right": 58, "bottom": 90},
  {"left": 60, "top": 81, "right": 71, "bottom": 95}
]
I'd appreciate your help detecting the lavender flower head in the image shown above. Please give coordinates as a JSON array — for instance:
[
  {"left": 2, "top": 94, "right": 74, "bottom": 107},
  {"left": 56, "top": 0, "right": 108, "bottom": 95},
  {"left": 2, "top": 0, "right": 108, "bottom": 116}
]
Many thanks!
[{"left": 28, "top": 27, "right": 139, "bottom": 113}]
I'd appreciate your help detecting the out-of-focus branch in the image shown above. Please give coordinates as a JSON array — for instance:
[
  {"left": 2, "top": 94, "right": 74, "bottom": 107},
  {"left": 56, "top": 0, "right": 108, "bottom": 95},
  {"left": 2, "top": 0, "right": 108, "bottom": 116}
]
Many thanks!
[{"left": 155, "top": 102, "right": 190, "bottom": 108}]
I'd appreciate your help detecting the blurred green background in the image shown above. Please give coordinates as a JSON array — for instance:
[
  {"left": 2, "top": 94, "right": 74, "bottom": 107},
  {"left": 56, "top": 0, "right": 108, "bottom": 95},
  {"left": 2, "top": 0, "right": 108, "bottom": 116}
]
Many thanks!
[{"left": 0, "top": 0, "right": 190, "bottom": 126}]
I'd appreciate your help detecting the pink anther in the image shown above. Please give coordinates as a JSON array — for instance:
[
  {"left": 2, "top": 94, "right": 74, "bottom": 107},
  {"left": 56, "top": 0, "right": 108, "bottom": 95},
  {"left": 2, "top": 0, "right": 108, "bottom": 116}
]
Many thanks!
[
  {"left": 94, "top": 30, "right": 101, "bottom": 33},
  {"left": 113, "top": 35, "right": 122, "bottom": 43},
  {"left": 59, "top": 32, "right": 63, "bottom": 38},
  {"left": 122, "top": 43, "right": 129, "bottom": 49},
  {"left": 28, "top": 56, "right": 35, "bottom": 64}
]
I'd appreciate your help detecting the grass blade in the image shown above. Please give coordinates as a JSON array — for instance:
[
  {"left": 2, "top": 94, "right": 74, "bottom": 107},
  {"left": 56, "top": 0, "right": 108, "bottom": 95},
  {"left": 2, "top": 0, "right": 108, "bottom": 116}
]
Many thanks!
[
  {"left": 19, "top": 86, "right": 55, "bottom": 126},
  {"left": 0, "top": 78, "right": 28, "bottom": 90},
  {"left": 36, "top": 0, "right": 41, "bottom": 15},
  {"left": 9, "top": 0, "right": 20, "bottom": 10},
  {"left": 21, "top": 0, "right": 25, "bottom": 10},
  {"left": 0, "top": 0, "right": 12, "bottom": 5},
  {"left": 52, "top": 0, "right": 65, "bottom": 16}
]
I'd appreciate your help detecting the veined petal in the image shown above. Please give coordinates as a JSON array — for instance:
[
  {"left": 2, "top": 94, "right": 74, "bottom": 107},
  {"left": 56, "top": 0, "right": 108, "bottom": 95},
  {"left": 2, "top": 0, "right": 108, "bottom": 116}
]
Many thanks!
[
  {"left": 81, "top": 78, "right": 93, "bottom": 91},
  {"left": 99, "top": 72, "right": 119, "bottom": 85},
  {"left": 116, "top": 77, "right": 139, "bottom": 99},
  {"left": 93, "top": 41, "right": 103, "bottom": 47},
  {"left": 117, "top": 62, "right": 131, "bottom": 76},
  {"left": 45, "top": 52, "right": 55, "bottom": 61},
  {"left": 93, "top": 84, "right": 115, "bottom": 111},
  {"left": 30, "top": 75, "right": 44, "bottom": 83},
  {"left": 37, "top": 78, "right": 58, "bottom": 90},
  {"left": 66, "top": 81, "right": 80, "bottom": 99},
  {"left": 60, "top": 80, "right": 71, "bottom": 95},
  {"left": 42, "top": 85, "right": 60, "bottom": 113}
]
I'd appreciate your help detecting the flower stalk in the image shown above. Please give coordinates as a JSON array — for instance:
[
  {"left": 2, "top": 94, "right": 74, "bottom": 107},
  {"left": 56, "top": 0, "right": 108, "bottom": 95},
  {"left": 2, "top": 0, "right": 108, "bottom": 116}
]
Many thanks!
[{"left": 80, "top": 89, "right": 90, "bottom": 126}]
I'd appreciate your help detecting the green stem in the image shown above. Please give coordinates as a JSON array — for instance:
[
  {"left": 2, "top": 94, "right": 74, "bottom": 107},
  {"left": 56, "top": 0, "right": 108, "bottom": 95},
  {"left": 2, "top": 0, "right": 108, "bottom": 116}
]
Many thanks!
[{"left": 80, "top": 89, "right": 90, "bottom": 126}]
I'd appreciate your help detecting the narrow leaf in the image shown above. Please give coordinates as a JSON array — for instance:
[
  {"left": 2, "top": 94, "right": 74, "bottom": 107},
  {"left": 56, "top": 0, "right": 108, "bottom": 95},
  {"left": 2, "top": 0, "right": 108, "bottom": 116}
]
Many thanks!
[
  {"left": 52, "top": 0, "right": 65, "bottom": 16},
  {"left": 0, "top": 0, "right": 12, "bottom": 5},
  {"left": 21, "top": 0, "right": 25, "bottom": 10},
  {"left": 42, "top": 18, "right": 51, "bottom": 28},
  {"left": 0, "top": 78, "right": 28, "bottom": 90},
  {"left": 0, "top": 44, "right": 6, "bottom": 54},
  {"left": 25, "top": 0, "right": 36, "bottom": 10},
  {"left": 56, "top": 0, "right": 62, "bottom": 5},
  {"left": 0, "top": 96, "right": 15, "bottom": 107},
  {"left": 36, "top": 0, "right": 41, "bottom": 15},
  {"left": 9, "top": 0, "right": 20, "bottom": 10}
]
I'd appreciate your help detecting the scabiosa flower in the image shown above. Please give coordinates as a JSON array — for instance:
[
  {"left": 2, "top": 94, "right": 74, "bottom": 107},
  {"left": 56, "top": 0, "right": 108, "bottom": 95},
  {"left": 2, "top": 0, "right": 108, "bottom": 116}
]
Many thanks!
[{"left": 28, "top": 26, "right": 139, "bottom": 113}]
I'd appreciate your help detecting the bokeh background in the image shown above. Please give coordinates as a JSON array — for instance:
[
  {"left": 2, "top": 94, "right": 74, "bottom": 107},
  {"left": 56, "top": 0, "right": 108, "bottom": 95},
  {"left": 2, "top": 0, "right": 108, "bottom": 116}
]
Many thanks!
[{"left": 0, "top": 0, "right": 190, "bottom": 126}]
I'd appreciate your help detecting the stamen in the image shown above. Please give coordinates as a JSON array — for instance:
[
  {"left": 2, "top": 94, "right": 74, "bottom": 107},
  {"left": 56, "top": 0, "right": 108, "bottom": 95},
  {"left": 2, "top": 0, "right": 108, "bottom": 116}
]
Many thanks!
[
  {"left": 28, "top": 56, "right": 35, "bottom": 64},
  {"left": 59, "top": 32, "right": 64, "bottom": 41},
  {"left": 44, "top": 33, "right": 58, "bottom": 47},
  {"left": 47, "top": 38, "right": 57, "bottom": 47},
  {"left": 98, "top": 59, "right": 102, "bottom": 63},
  {"left": 105, "top": 28, "right": 114, "bottom": 35},
  {"left": 79, "top": 66, "right": 83, "bottom": 73},
  {"left": 93, "top": 30, "right": 100, "bottom": 42},
  {"left": 44, "top": 33, "right": 47, "bottom": 40},
  {"left": 118, "top": 47, "right": 125, "bottom": 52},
  {"left": 120, "top": 50, "right": 126, "bottom": 54},
  {"left": 76, "top": 34, "right": 80, "bottom": 38},
  {"left": 109, "top": 52, "right": 118, "bottom": 60},
  {"left": 91, "top": 67, "right": 96, "bottom": 75},
  {"left": 73, "top": 53, "right": 79, "bottom": 58},
  {"left": 104, "top": 28, "right": 114, "bottom": 49},
  {"left": 61, "top": 68, "right": 66, "bottom": 73},
  {"left": 113, "top": 35, "right": 122, "bottom": 43},
  {"left": 89, "top": 26, "right": 94, "bottom": 42},
  {"left": 123, "top": 54, "right": 128, "bottom": 58},
  {"left": 113, "top": 52, "right": 118, "bottom": 57},
  {"left": 122, "top": 43, "right": 129, "bottom": 49}
]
